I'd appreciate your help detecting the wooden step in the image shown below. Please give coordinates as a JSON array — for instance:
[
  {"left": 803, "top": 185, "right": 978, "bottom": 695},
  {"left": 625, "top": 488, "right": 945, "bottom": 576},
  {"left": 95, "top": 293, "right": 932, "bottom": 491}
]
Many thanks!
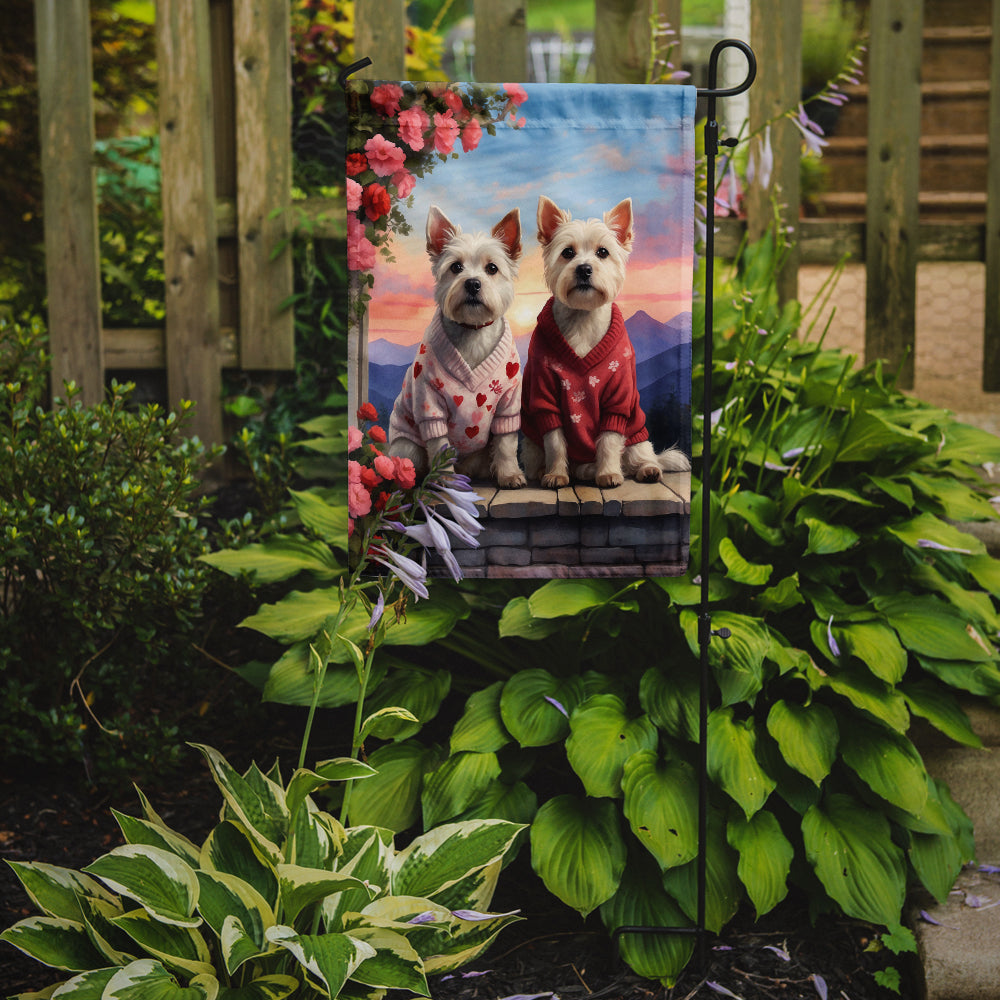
[
  {"left": 921, "top": 0, "right": 992, "bottom": 28},
  {"left": 922, "top": 25, "right": 993, "bottom": 83},
  {"left": 813, "top": 190, "right": 987, "bottom": 222}
]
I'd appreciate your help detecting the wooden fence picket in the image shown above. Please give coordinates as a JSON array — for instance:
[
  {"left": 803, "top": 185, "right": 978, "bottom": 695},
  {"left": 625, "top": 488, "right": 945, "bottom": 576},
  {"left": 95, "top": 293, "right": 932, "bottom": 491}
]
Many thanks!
[{"left": 984, "top": 0, "right": 1000, "bottom": 389}]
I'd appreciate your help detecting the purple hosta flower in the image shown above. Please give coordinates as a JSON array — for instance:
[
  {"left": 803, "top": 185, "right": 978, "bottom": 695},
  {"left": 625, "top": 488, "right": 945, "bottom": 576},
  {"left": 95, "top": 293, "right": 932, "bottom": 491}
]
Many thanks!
[
  {"left": 715, "top": 157, "right": 741, "bottom": 214},
  {"left": 407, "top": 911, "right": 438, "bottom": 925},
  {"left": 919, "top": 909, "right": 958, "bottom": 929},
  {"left": 367, "top": 590, "right": 385, "bottom": 631},
  {"left": 707, "top": 983, "right": 743, "bottom": 999},
  {"left": 827, "top": 615, "right": 841, "bottom": 657},
  {"left": 791, "top": 104, "right": 829, "bottom": 156},
  {"left": 917, "top": 538, "right": 973, "bottom": 555},
  {"left": 763, "top": 944, "right": 791, "bottom": 962},
  {"left": 812, "top": 974, "right": 828, "bottom": 1000},
  {"left": 497, "top": 994, "right": 558, "bottom": 1000},
  {"left": 979, "top": 864, "right": 1000, "bottom": 874},
  {"left": 369, "top": 544, "right": 429, "bottom": 600},
  {"left": 441, "top": 970, "right": 493, "bottom": 982},
  {"left": 746, "top": 124, "right": 774, "bottom": 191},
  {"left": 426, "top": 476, "right": 484, "bottom": 539},
  {"left": 451, "top": 908, "right": 521, "bottom": 921},
  {"left": 544, "top": 695, "right": 569, "bottom": 718}
]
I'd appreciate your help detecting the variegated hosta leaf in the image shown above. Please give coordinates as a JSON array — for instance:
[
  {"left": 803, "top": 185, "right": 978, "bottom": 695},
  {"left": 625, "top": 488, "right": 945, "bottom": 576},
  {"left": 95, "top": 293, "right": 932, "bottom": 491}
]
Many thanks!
[
  {"left": 77, "top": 894, "right": 136, "bottom": 966},
  {"left": 4, "top": 861, "right": 118, "bottom": 922},
  {"left": 112, "top": 810, "right": 202, "bottom": 868},
  {"left": 102, "top": 958, "right": 218, "bottom": 999},
  {"left": 277, "top": 865, "right": 376, "bottom": 925},
  {"left": 424, "top": 859, "right": 501, "bottom": 916},
  {"left": 195, "top": 871, "right": 274, "bottom": 974},
  {"left": 200, "top": 822, "right": 278, "bottom": 910},
  {"left": 285, "top": 760, "right": 375, "bottom": 825},
  {"left": 450, "top": 681, "right": 511, "bottom": 754},
  {"left": 190, "top": 745, "right": 287, "bottom": 863},
  {"left": 0, "top": 916, "right": 107, "bottom": 971},
  {"left": 391, "top": 820, "right": 524, "bottom": 901},
  {"left": 46, "top": 966, "right": 118, "bottom": 997},
  {"left": 214, "top": 975, "right": 299, "bottom": 1000},
  {"left": 265, "top": 926, "right": 376, "bottom": 998},
  {"left": 599, "top": 853, "right": 694, "bottom": 987},
  {"left": 344, "top": 926, "right": 429, "bottom": 995},
  {"left": 83, "top": 846, "right": 200, "bottom": 928},
  {"left": 529, "top": 795, "right": 626, "bottom": 917},
  {"left": 566, "top": 695, "right": 658, "bottom": 799},
  {"left": 802, "top": 793, "right": 906, "bottom": 926},
  {"left": 323, "top": 829, "right": 393, "bottom": 931},
  {"left": 288, "top": 802, "right": 343, "bottom": 871},
  {"left": 499, "top": 669, "right": 585, "bottom": 747},
  {"left": 765, "top": 700, "right": 838, "bottom": 786},
  {"left": 727, "top": 810, "right": 793, "bottom": 917},
  {"left": 110, "top": 908, "right": 214, "bottom": 979},
  {"left": 838, "top": 718, "right": 929, "bottom": 817},
  {"left": 420, "top": 752, "right": 502, "bottom": 829},
  {"left": 421, "top": 906, "right": 523, "bottom": 975},
  {"left": 706, "top": 707, "right": 776, "bottom": 819},
  {"left": 621, "top": 751, "right": 699, "bottom": 871}
]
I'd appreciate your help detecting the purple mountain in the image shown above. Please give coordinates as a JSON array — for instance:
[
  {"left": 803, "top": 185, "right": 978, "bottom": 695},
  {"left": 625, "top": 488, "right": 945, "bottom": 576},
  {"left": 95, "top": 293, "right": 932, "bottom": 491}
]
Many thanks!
[{"left": 624, "top": 309, "right": 690, "bottom": 363}]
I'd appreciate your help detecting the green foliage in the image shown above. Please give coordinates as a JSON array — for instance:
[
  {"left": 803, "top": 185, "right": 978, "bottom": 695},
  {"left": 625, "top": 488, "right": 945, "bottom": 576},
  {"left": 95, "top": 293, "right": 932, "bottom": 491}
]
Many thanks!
[
  {"left": 0, "top": 317, "right": 221, "bottom": 783},
  {"left": 1, "top": 744, "right": 524, "bottom": 998}
]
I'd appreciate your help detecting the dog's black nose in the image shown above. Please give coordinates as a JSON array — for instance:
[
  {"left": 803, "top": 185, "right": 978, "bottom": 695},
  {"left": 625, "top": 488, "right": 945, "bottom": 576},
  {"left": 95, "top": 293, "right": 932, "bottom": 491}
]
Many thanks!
[
  {"left": 576, "top": 263, "right": 593, "bottom": 281},
  {"left": 465, "top": 278, "right": 482, "bottom": 295}
]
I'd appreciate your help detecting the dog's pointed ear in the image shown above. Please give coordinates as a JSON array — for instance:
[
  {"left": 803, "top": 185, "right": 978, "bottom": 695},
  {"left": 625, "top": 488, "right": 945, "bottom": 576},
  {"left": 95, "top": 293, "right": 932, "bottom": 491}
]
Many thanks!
[
  {"left": 492, "top": 208, "right": 522, "bottom": 261},
  {"left": 426, "top": 205, "right": 459, "bottom": 258},
  {"left": 604, "top": 198, "right": 634, "bottom": 253},
  {"left": 537, "top": 195, "right": 569, "bottom": 247}
]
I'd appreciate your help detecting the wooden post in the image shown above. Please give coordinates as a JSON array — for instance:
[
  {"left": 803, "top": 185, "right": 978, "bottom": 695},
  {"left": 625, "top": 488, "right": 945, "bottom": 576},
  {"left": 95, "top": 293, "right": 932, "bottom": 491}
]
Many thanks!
[
  {"left": 157, "top": 0, "right": 223, "bottom": 444},
  {"left": 746, "top": 0, "right": 801, "bottom": 306},
  {"left": 474, "top": 0, "right": 527, "bottom": 82},
  {"left": 594, "top": 0, "right": 655, "bottom": 83},
  {"left": 354, "top": 0, "right": 406, "bottom": 79},
  {"left": 864, "top": 0, "right": 923, "bottom": 389},
  {"left": 233, "top": 0, "right": 294, "bottom": 369},
  {"left": 34, "top": 0, "right": 104, "bottom": 405},
  {"left": 983, "top": 0, "right": 1000, "bottom": 390}
]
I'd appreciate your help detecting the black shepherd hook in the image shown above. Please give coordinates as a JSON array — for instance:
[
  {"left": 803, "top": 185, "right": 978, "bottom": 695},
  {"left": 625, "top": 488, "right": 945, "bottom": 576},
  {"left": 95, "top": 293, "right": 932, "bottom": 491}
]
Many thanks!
[
  {"left": 338, "top": 56, "right": 373, "bottom": 90},
  {"left": 612, "top": 38, "right": 755, "bottom": 977}
]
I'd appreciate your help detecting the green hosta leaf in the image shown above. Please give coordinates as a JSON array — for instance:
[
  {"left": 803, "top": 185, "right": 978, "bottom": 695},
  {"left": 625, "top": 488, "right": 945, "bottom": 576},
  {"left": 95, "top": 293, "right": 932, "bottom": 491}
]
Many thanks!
[
  {"left": 337, "top": 590, "right": 470, "bottom": 650},
  {"left": 39, "top": 966, "right": 117, "bottom": 998},
  {"left": 360, "top": 706, "right": 421, "bottom": 742},
  {"left": 839, "top": 718, "right": 929, "bottom": 817},
  {"left": 498, "top": 596, "right": 564, "bottom": 639},
  {"left": 966, "top": 553, "right": 1000, "bottom": 597},
  {"left": 527, "top": 579, "right": 620, "bottom": 618},
  {"left": 260, "top": 644, "right": 383, "bottom": 709},
  {"left": 727, "top": 811, "right": 793, "bottom": 918},
  {"left": 103, "top": 959, "right": 218, "bottom": 999},
  {"left": 599, "top": 853, "right": 694, "bottom": 987},
  {"left": 639, "top": 664, "right": 699, "bottom": 742},
  {"left": 392, "top": 820, "right": 524, "bottom": 901},
  {"left": 875, "top": 594, "right": 995, "bottom": 662},
  {"left": 765, "top": 700, "right": 838, "bottom": 786},
  {"left": 906, "top": 472, "right": 998, "bottom": 522},
  {"left": 916, "top": 655, "right": 1000, "bottom": 697},
  {"left": 755, "top": 573, "right": 805, "bottom": 614},
  {"left": 621, "top": 751, "right": 699, "bottom": 871},
  {"left": 362, "top": 667, "right": 451, "bottom": 740},
  {"left": 901, "top": 680, "right": 982, "bottom": 748},
  {"left": 718, "top": 537, "right": 772, "bottom": 586},
  {"left": 190, "top": 746, "right": 287, "bottom": 863},
  {"left": 911, "top": 562, "right": 1000, "bottom": 634},
  {"left": 0, "top": 916, "right": 107, "bottom": 971},
  {"left": 802, "top": 793, "right": 906, "bottom": 926},
  {"left": 661, "top": 811, "right": 741, "bottom": 933},
  {"left": 347, "top": 740, "right": 442, "bottom": 832},
  {"left": 216, "top": 976, "right": 299, "bottom": 1000},
  {"left": 707, "top": 708, "right": 776, "bottom": 819},
  {"left": 346, "top": 926, "right": 428, "bottom": 994},
  {"left": 83, "top": 846, "right": 200, "bottom": 928},
  {"left": 453, "top": 779, "right": 538, "bottom": 827},
  {"left": 835, "top": 410, "right": 927, "bottom": 463},
  {"left": 4, "top": 862, "right": 118, "bottom": 922},
  {"left": 499, "top": 670, "right": 584, "bottom": 747},
  {"left": 200, "top": 821, "right": 278, "bottom": 910},
  {"left": 241, "top": 589, "right": 342, "bottom": 643},
  {"left": 450, "top": 681, "right": 511, "bottom": 754},
  {"left": 724, "top": 490, "right": 784, "bottom": 545},
  {"left": 112, "top": 812, "right": 201, "bottom": 868},
  {"left": 200, "top": 535, "right": 341, "bottom": 584},
  {"left": 111, "top": 908, "right": 214, "bottom": 978},
  {"left": 285, "top": 759, "right": 375, "bottom": 823},
  {"left": 277, "top": 865, "right": 374, "bottom": 925},
  {"left": 421, "top": 751, "right": 502, "bottom": 828},
  {"left": 803, "top": 517, "right": 859, "bottom": 556},
  {"left": 530, "top": 795, "right": 626, "bottom": 917},
  {"left": 288, "top": 488, "right": 348, "bottom": 545},
  {"left": 866, "top": 474, "right": 914, "bottom": 509},
  {"left": 909, "top": 824, "right": 966, "bottom": 905},
  {"left": 566, "top": 695, "right": 658, "bottom": 799},
  {"left": 681, "top": 610, "right": 770, "bottom": 706},
  {"left": 810, "top": 661, "right": 910, "bottom": 732},
  {"left": 887, "top": 511, "right": 986, "bottom": 556},
  {"left": 195, "top": 871, "right": 274, "bottom": 974},
  {"left": 265, "top": 926, "right": 375, "bottom": 997},
  {"left": 833, "top": 621, "right": 907, "bottom": 684},
  {"left": 935, "top": 421, "right": 1000, "bottom": 464}
]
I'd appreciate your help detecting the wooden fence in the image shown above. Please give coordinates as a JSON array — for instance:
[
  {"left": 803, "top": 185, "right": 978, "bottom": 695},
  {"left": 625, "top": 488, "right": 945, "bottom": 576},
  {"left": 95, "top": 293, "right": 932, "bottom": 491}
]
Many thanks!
[{"left": 33, "top": 0, "right": 1000, "bottom": 446}]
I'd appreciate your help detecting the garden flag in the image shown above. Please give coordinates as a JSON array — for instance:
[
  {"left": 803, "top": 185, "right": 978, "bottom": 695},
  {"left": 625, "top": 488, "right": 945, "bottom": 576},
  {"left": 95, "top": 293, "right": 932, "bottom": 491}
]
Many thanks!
[{"left": 348, "top": 82, "right": 695, "bottom": 579}]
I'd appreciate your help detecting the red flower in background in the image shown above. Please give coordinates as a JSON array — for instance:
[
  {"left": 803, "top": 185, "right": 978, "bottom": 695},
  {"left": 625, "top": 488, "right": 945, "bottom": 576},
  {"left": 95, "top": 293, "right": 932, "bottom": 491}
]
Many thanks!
[{"left": 362, "top": 183, "right": 392, "bottom": 221}]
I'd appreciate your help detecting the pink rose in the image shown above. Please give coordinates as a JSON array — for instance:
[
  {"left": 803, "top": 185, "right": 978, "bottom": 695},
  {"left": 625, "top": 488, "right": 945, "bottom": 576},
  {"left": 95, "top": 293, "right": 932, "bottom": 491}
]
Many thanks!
[
  {"left": 442, "top": 89, "right": 470, "bottom": 121},
  {"left": 349, "top": 481, "right": 372, "bottom": 518},
  {"left": 461, "top": 118, "right": 482, "bottom": 152},
  {"left": 392, "top": 455, "right": 417, "bottom": 489},
  {"left": 503, "top": 83, "right": 528, "bottom": 107},
  {"left": 348, "top": 425, "right": 363, "bottom": 452},
  {"left": 347, "top": 217, "right": 376, "bottom": 271},
  {"left": 373, "top": 454, "right": 395, "bottom": 479},
  {"left": 398, "top": 106, "right": 429, "bottom": 151},
  {"left": 346, "top": 177, "right": 362, "bottom": 212},
  {"left": 391, "top": 169, "right": 415, "bottom": 198},
  {"left": 364, "top": 134, "right": 406, "bottom": 177},
  {"left": 370, "top": 83, "right": 403, "bottom": 117},
  {"left": 433, "top": 111, "right": 460, "bottom": 154}
]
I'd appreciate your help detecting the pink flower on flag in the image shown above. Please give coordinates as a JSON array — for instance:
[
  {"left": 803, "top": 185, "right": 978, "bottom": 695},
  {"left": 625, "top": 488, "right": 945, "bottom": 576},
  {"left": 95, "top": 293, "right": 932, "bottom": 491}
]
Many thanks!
[
  {"left": 364, "top": 134, "right": 406, "bottom": 176},
  {"left": 349, "top": 480, "right": 372, "bottom": 518},
  {"left": 398, "top": 105, "right": 430, "bottom": 150},
  {"left": 392, "top": 169, "right": 416, "bottom": 198},
  {"left": 373, "top": 454, "right": 395, "bottom": 479},
  {"left": 461, "top": 118, "right": 482, "bottom": 152},
  {"left": 433, "top": 111, "right": 460, "bottom": 154},
  {"left": 348, "top": 425, "right": 363, "bottom": 452},
  {"left": 442, "top": 89, "right": 465, "bottom": 117},
  {"left": 503, "top": 83, "right": 528, "bottom": 107},
  {"left": 346, "top": 177, "right": 362, "bottom": 212},
  {"left": 370, "top": 83, "right": 403, "bottom": 117},
  {"left": 347, "top": 216, "right": 376, "bottom": 271},
  {"left": 362, "top": 182, "right": 391, "bottom": 221},
  {"left": 392, "top": 456, "right": 417, "bottom": 489}
]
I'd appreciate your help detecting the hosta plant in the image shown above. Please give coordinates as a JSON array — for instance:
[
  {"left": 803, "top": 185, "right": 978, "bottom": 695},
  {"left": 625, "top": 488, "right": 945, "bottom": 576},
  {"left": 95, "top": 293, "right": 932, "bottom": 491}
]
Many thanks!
[{"left": 1, "top": 744, "right": 523, "bottom": 999}]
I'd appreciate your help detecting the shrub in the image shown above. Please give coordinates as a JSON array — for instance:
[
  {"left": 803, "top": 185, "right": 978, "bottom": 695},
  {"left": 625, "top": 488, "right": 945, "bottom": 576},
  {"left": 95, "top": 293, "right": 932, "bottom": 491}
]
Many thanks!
[{"left": 0, "top": 317, "right": 221, "bottom": 784}]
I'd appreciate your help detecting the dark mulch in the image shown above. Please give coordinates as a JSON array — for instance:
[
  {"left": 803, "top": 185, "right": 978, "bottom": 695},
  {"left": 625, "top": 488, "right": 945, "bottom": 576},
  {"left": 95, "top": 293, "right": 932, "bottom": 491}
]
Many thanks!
[{"left": 1, "top": 748, "right": 915, "bottom": 1000}]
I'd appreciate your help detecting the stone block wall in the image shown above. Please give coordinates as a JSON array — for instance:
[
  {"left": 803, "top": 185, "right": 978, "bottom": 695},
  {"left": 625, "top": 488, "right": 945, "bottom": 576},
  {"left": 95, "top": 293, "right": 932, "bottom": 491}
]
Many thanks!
[{"left": 428, "top": 472, "right": 691, "bottom": 579}]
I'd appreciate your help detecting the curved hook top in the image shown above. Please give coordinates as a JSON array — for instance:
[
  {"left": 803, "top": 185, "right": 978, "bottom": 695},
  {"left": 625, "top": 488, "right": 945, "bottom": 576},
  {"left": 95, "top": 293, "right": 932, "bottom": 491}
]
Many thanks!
[
  {"left": 697, "top": 39, "right": 756, "bottom": 98},
  {"left": 338, "top": 57, "right": 374, "bottom": 90}
]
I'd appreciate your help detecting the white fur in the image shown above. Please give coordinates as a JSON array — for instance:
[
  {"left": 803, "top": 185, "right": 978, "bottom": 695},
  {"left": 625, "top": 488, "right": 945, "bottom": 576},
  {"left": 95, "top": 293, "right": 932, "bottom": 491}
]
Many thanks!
[
  {"left": 524, "top": 195, "right": 690, "bottom": 488},
  {"left": 388, "top": 206, "right": 526, "bottom": 488}
]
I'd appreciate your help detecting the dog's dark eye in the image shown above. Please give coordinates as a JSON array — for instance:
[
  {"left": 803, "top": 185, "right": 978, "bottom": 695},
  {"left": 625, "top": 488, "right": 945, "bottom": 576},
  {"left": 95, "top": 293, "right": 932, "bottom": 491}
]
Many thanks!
[
  {"left": 485, "top": 262, "right": 499, "bottom": 275},
  {"left": 560, "top": 247, "right": 575, "bottom": 260},
  {"left": 449, "top": 262, "right": 464, "bottom": 274},
  {"left": 596, "top": 246, "right": 610, "bottom": 259}
]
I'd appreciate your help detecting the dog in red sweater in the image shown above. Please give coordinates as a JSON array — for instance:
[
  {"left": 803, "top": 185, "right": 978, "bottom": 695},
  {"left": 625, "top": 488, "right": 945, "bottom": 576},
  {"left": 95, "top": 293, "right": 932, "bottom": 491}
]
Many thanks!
[{"left": 522, "top": 195, "right": 690, "bottom": 488}]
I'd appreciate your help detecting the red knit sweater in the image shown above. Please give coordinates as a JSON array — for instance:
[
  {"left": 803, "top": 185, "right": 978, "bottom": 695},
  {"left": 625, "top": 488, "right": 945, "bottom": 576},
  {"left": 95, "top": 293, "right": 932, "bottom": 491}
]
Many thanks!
[{"left": 522, "top": 298, "right": 649, "bottom": 462}]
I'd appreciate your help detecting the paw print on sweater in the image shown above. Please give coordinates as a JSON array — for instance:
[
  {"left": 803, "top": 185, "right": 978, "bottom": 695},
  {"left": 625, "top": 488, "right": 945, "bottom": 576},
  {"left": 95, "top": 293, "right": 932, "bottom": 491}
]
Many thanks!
[
  {"left": 589, "top": 375, "right": 601, "bottom": 387},
  {"left": 608, "top": 359, "right": 620, "bottom": 373}
]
